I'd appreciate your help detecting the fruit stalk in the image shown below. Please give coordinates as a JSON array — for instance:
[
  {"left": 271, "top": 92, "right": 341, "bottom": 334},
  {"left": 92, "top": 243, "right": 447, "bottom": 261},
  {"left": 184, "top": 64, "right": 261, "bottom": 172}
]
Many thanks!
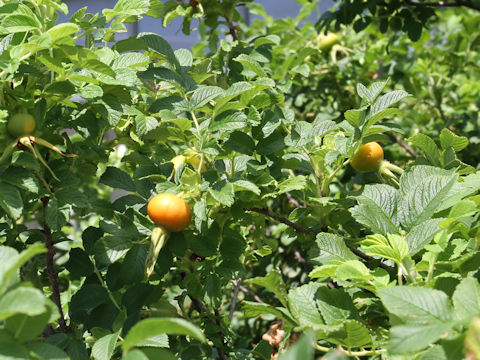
[{"left": 146, "top": 225, "right": 169, "bottom": 278}]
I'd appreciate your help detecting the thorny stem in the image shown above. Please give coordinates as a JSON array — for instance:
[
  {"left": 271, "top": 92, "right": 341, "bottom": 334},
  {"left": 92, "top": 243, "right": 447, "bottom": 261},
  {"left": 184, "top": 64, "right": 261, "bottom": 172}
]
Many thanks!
[{"left": 41, "top": 197, "right": 68, "bottom": 333}]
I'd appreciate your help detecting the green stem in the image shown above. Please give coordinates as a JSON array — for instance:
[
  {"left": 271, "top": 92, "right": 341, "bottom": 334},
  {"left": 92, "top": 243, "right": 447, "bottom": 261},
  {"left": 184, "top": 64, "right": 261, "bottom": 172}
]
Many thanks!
[
  {"left": 321, "top": 158, "right": 349, "bottom": 196},
  {"left": 190, "top": 111, "right": 200, "bottom": 134},
  {"left": 425, "top": 253, "right": 438, "bottom": 284},
  {"left": 313, "top": 343, "right": 386, "bottom": 357},
  {"left": 397, "top": 264, "right": 403, "bottom": 285},
  {"left": 91, "top": 259, "right": 121, "bottom": 310},
  {"left": 146, "top": 226, "right": 169, "bottom": 278}
]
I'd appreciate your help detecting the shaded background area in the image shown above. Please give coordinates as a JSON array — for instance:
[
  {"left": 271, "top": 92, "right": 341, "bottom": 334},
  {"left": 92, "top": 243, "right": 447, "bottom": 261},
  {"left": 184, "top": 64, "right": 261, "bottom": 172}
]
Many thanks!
[{"left": 61, "top": 0, "right": 334, "bottom": 48}]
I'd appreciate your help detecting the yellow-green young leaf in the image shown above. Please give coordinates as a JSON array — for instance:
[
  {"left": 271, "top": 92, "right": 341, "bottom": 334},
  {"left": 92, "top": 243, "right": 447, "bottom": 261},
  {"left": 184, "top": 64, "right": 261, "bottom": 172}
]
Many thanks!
[
  {"left": 122, "top": 318, "right": 206, "bottom": 351},
  {"left": 46, "top": 23, "right": 79, "bottom": 42},
  {"left": 335, "top": 260, "right": 371, "bottom": 281}
]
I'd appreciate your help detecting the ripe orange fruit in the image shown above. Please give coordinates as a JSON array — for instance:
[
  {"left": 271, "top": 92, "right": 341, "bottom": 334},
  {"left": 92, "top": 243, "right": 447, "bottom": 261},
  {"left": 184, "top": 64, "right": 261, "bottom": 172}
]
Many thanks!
[
  {"left": 7, "top": 113, "right": 36, "bottom": 137},
  {"left": 147, "top": 193, "right": 191, "bottom": 232},
  {"left": 350, "top": 142, "right": 384, "bottom": 172}
]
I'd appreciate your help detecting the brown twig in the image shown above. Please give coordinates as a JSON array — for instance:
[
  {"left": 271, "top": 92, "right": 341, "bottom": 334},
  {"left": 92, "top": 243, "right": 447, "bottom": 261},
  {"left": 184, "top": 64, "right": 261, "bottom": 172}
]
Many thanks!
[
  {"left": 41, "top": 197, "right": 68, "bottom": 333},
  {"left": 248, "top": 207, "right": 395, "bottom": 272},
  {"left": 228, "top": 278, "right": 242, "bottom": 322},
  {"left": 286, "top": 192, "right": 306, "bottom": 208},
  {"left": 239, "top": 285, "right": 265, "bottom": 304},
  {"left": 387, "top": 133, "right": 418, "bottom": 158}
]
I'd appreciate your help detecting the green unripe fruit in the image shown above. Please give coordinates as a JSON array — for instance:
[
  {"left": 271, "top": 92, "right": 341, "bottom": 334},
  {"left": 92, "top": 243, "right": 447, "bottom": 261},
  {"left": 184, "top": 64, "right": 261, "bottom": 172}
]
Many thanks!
[
  {"left": 7, "top": 113, "right": 36, "bottom": 137},
  {"left": 318, "top": 33, "right": 339, "bottom": 51}
]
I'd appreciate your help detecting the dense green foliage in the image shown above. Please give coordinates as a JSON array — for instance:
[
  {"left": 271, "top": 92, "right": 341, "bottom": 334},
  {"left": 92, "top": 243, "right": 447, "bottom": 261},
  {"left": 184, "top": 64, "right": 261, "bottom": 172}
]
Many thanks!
[{"left": 0, "top": 0, "right": 479, "bottom": 359}]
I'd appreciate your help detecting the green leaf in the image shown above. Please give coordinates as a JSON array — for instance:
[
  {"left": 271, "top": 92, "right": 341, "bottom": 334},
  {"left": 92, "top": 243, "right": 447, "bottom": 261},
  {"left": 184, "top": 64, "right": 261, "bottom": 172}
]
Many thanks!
[
  {"left": 256, "top": 130, "right": 285, "bottom": 155},
  {"left": 315, "top": 287, "right": 360, "bottom": 324},
  {"left": 104, "top": 0, "right": 150, "bottom": 20},
  {"left": 371, "top": 90, "right": 409, "bottom": 114},
  {"left": 190, "top": 86, "right": 225, "bottom": 110},
  {"left": 361, "top": 234, "right": 408, "bottom": 264},
  {"left": 2, "top": 14, "right": 40, "bottom": 33},
  {"left": 224, "top": 131, "right": 255, "bottom": 155},
  {"left": 135, "top": 114, "right": 158, "bottom": 138},
  {"left": 379, "top": 286, "right": 452, "bottom": 325},
  {"left": 5, "top": 301, "right": 55, "bottom": 342},
  {"left": 368, "top": 80, "right": 389, "bottom": 101},
  {"left": 45, "top": 198, "right": 69, "bottom": 231},
  {"left": 356, "top": 83, "right": 371, "bottom": 102},
  {"left": 408, "top": 134, "right": 441, "bottom": 166},
  {"left": 389, "top": 322, "right": 453, "bottom": 355},
  {"left": 335, "top": 260, "right": 371, "bottom": 282},
  {"left": 79, "top": 84, "right": 103, "bottom": 99},
  {"left": 232, "top": 180, "right": 261, "bottom": 195},
  {"left": 64, "top": 248, "right": 94, "bottom": 278},
  {"left": 405, "top": 219, "right": 443, "bottom": 255},
  {"left": 0, "top": 243, "right": 46, "bottom": 295},
  {"left": 1, "top": 167, "right": 39, "bottom": 193},
  {"left": 70, "top": 284, "right": 109, "bottom": 312},
  {"left": 308, "top": 233, "right": 358, "bottom": 265},
  {"left": 0, "top": 287, "right": 46, "bottom": 321},
  {"left": 28, "top": 342, "right": 69, "bottom": 360},
  {"left": 278, "top": 332, "right": 315, "bottom": 360},
  {"left": 0, "top": 182, "right": 23, "bottom": 219},
  {"left": 0, "top": 342, "right": 29, "bottom": 359},
  {"left": 315, "top": 320, "right": 372, "bottom": 348},
  {"left": 122, "top": 318, "right": 206, "bottom": 351},
  {"left": 345, "top": 109, "right": 365, "bottom": 127},
  {"left": 439, "top": 128, "right": 469, "bottom": 152},
  {"left": 452, "top": 277, "right": 480, "bottom": 321},
  {"left": 398, "top": 166, "right": 458, "bottom": 230},
  {"left": 208, "top": 181, "right": 235, "bottom": 207},
  {"left": 350, "top": 184, "right": 400, "bottom": 235},
  {"left": 100, "top": 167, "right": 136, "bottom": 192},
  {"left": 277, "top": 176, "right": 307, "bottom": 195},
  {"left": 46, "top": 23, "right": 79, "bottom": 42},
  {"left": 234, "top": 54, "right": 267, "bottom": 77},
  {"left": 251, "top": 340, "right": 273, "bottom": 360},
  {"left": 92, "top": 331, "right": 120, "bottom": 360},
  {"left": 135, "top": 334, "right": 169, "bottom": 348},
  {"left": 122, "top": 350, "right": 149, "bottom": 360},
  {"left": 121, "top": 244, "right": 148, "bottom": 284},
  {"left": 249, "top": 270, "right": 289, "bottom": 308},
  {"left": 288, "top": 282, "right": 323, "bottom": 327},
  {"left": 137, "top": 33, "right": 179, "bottom": 69},
  {"left": 242, "top": 301, "right": 296, "bottom": 326},
  {"left": 94, "top": 236, "right": 132, "bottom": 266}
]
